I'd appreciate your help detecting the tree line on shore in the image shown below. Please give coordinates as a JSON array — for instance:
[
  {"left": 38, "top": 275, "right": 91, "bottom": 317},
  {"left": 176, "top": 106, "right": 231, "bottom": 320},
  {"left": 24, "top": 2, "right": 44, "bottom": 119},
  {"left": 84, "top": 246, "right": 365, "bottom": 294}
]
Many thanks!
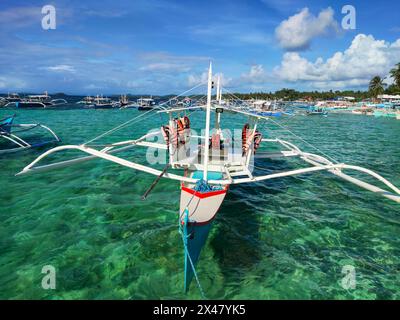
[{"left": 224, "top": 62, "right": 400, "bottom": 102}]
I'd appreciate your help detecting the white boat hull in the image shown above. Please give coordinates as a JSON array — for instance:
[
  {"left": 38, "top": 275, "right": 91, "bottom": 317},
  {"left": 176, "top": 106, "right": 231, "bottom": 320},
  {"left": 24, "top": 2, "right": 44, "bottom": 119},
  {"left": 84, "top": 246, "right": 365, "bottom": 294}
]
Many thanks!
[
  {"left": 179, "top": 171, "right": 228, "bottom": 291},
  {"left": 180, "top": 184, "right": 228, "bottom": 224}
]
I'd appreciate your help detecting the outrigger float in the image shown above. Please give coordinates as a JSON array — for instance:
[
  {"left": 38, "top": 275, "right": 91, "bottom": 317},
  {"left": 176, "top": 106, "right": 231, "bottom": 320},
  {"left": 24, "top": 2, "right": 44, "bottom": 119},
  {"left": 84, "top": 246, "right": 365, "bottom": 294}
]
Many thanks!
[
  {"left": 0, "top": 114, "right": 60, "bottom": 155},
  {"left": 17, "top": 63, "right": 400, "bottom": 295}
]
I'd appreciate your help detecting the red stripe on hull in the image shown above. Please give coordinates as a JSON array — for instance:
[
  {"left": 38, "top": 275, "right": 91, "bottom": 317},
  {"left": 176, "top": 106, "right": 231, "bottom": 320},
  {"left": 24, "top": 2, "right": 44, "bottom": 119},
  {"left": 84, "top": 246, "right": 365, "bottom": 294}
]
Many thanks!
[
  {"left": 180, "top": 184, "right": 229, "bottom": 225},
  {"left": 181, "top": 185, "right": 228, "bottom": 198}
]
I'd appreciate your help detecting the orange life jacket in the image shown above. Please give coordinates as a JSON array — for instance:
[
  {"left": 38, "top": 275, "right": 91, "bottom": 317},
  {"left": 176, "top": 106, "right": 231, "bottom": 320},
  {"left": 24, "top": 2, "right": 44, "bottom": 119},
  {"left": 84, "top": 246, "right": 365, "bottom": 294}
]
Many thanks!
[
  {"left": 242, "top": 123, "right": 250, "bottom": 155},
  {"left": 211, "top": 133, "right": 221, "bottom": 150},
  {"left": 253, "top": 131, "right": 262, "bottom": 153}
]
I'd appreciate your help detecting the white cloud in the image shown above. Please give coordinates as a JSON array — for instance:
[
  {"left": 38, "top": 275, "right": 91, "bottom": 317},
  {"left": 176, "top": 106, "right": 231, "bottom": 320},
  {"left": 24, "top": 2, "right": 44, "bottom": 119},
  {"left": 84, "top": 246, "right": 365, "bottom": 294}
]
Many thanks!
[
  {"left": 274, "top": 34, "right": 400, "bottom": 89},
  {"left": 275, "top": 7, "right": 339, "bottom": 51},
  {"left": 240, "top": 65, "right": 268, "bottom": 83},
  {"left": 46, "top": 65, "right": 76, "bottom": 73},
  {"left": 187, "top": 72, "right": 207, "bottom": 86}
]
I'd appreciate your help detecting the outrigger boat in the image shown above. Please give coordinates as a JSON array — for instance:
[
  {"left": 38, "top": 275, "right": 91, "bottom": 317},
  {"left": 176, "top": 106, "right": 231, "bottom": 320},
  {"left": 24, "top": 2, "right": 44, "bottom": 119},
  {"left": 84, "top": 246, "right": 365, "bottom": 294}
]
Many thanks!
[
  {"left": 1, "top": 93, "right": 22, "bottom": 107},
  {"left": 17, "top": 63, "right": 400, "bottom": 294},
  {"left": 6, "top": 93, "right": 22, "bottom": 103},
  {"left": 92, "top": 96, "right": 117, "bottom": 109},
  {"left": 4, "top": 93, "right": 22, "bottom": 106},
  {"left": 16, "top": 92, "right": 67, "bottom": 108},
  {"left": 306, "top": 106, "right": 328, "bottom": 116},
  {"left": 0, "top": 114, "right": 60, "bottom": 154},
  {"left": 76, "top": 96, "right": 95, "bottom": 106},
  {"left": 119, "top": 95, "right": 130, "bottom": 107},
  {"left": 137, "top": 98, "right": 157, "bottom": 110}
]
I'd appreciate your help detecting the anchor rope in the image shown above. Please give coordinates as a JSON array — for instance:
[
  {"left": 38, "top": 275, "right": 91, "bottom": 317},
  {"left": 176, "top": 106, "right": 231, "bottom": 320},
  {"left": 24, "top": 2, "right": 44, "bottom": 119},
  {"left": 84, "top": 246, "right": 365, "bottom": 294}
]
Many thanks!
[
  {"left": 179, "top": 222, "right": 206, "bottom": 299},
  {"left": 178, "top": 179, "right": 207, "bottom": 298}
]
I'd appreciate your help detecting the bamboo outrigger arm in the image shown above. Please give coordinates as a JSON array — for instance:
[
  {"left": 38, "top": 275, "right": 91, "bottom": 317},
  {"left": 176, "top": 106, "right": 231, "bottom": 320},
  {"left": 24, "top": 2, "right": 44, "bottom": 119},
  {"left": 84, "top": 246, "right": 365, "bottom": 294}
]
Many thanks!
[
  {"left": 0, "top": 124, "right": 60, "bottom": 155},
  {"left": 17, "top": 136, "right": 400, "bottom": 203}
]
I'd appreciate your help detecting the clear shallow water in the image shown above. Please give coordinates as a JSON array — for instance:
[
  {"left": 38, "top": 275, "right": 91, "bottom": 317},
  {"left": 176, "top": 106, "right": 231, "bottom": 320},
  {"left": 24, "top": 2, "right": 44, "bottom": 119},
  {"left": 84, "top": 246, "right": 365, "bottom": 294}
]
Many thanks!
[{"left": 0, "top": 107, "right": 399, "bottom": 299}]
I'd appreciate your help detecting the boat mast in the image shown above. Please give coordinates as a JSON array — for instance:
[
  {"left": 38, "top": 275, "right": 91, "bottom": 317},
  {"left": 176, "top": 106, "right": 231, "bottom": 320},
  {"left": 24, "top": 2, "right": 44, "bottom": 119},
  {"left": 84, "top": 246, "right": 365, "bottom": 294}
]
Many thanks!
[
  {"left": 216, "top": 76, "right": 220, "bottom": 103},
  {"left": 203, "top": 62, "right": 212, "bottom": 181},
  {"left": 215, "top": 75, "right": 221, "bottom": 131}
]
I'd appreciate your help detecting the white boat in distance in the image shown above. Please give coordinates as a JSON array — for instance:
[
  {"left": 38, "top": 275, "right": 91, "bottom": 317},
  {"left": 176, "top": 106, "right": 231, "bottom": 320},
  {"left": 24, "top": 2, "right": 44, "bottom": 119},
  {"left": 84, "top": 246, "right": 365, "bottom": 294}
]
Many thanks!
[
  {"left": 76, "top": 96, "right": 95, "bottom": 106},
  {"left": 16, "top": 92, "right": 67, "bottom": 108},
  {"left": 0, "top": 114, "right": 60, "bottom": 154}
]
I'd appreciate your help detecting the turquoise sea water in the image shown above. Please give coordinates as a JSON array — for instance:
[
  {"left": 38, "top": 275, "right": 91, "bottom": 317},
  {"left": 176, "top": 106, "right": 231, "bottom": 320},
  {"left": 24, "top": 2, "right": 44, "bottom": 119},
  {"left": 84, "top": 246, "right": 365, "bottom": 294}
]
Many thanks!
[{"left": 0, "top": 107, "right": 399, "bottom": 299}]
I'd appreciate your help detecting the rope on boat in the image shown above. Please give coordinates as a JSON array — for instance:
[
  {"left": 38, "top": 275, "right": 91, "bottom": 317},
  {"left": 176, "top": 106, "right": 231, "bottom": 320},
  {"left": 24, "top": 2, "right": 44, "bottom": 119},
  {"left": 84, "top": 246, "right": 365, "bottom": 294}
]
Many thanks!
[
  {"left": 179, "top": 207, "right": 207, "bottom": 299},
  {"left": 222, "top": 87, "right": 340, "bottom": 164},
  {"left": 83, "top": 82, "right": 206, "bottom": 145},
  {"left": 268, "top": 117, "right": 340, "bottom": 164}
]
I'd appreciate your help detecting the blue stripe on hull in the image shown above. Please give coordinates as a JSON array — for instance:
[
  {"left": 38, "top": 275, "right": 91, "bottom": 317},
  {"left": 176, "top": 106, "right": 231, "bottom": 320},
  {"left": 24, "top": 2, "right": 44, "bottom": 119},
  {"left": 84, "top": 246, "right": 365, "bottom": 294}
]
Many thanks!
[{"left": 184, "top": 222, "right": 212, "bottom": 292}]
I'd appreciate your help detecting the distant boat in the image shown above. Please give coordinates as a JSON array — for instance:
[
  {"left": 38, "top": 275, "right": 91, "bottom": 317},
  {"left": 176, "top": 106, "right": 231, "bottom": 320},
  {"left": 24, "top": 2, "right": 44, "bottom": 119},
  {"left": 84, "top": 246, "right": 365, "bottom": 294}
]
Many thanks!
[
  {"left": 0, "top": 114, "right": 60, "bottom": 154},
  {"left": 257, "top": 111, "right": 283, "bottom": 117},
  {"left": 373, "top": 103, "right": 398, "bottom": 118},
  {"left": 1, "top": 93, "right": 22, "bottom": 107},
  {"left": 77, "top": 96, "right": 95, "bottom": 106},
  {"left": 306, "top": 106, "right": 328, "bottom": 116},
  {"left": 119, "top": 95, "right": 130, "bottom": 107},
  {"left": 16, "top": 92, "right": 67, "bottom": 108},
  {"left": 5, "top": 93, "right": 22, "bottom": 104},
  {"left": 93, "top": 96, "right": 116, "bottom": 109},
  {"left": 118, "top": 95, "right": 138, "bottom": 109},
  {"left": 176, "top": 97, "right": 192, "bottom": 108},
  {"left": 248, "top": 99, "right": 284, "bottom": 117},
  {"left": 352, "top": 105, "right": 374, "bottom": 115},
  {"left": 137, "top": 98, "right": 156, "bottom": 111}
]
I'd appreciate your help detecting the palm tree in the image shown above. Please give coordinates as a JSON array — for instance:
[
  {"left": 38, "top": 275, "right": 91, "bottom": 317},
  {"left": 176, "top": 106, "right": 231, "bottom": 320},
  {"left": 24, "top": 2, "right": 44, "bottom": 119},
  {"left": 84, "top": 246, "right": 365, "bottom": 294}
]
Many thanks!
[
  {"left": 389, "top": 62, "right": 400, "bottom": 88},
  {"left": 369, "top": 76, "right": 385, "bottom": 98}
]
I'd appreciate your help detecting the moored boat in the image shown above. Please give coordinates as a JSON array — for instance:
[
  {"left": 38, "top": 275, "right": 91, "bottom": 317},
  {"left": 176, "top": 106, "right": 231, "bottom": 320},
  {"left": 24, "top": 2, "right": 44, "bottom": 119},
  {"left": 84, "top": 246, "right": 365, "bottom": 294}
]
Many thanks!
[
  {"left": 180, "top": 171, "right": 228, "bottom": 290},
  {"left": 137, "top": 98, "right": 156, "bottom": 110},
  {"left": 352, "top": 105, "right": 374, "bottom": 115},
  {"left": 5, "top": 93, "right": 22, "bottom": 104},
  {"left": 16, "top": 92, "right": 67, "bottom": 108},
  {"left": 77, "top": 96, "right": 95, "bottom": 106},
  {"left": 0, "top": 114, "right": 60, "bottom": 154},
  {"left": 93, "top": 96, "right": 116, "bottom": 109},
  {"left": 119, "top": 95, "right": 130, "bottom": 107},
  {"left": 18, "top": 62, "right": 400, "bottom": 296},
  {"left": 306, "top": 106, "right": 328, "bottom": 116}
]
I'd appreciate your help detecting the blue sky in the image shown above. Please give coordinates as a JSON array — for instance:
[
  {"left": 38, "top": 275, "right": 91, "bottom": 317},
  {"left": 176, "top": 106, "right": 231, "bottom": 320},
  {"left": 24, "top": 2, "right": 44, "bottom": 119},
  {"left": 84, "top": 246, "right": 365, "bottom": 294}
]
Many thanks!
[{"left": 0, "top": 0, "right": 399, "bottom": 94}]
